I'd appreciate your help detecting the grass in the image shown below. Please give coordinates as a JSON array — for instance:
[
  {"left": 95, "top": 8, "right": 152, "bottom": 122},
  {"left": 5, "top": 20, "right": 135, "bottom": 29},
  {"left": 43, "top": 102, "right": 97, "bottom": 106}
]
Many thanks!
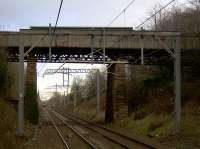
[
  {"left": 78, "top": 108, "right": 97, "bottom": 120},
  {"left": 181, "top": 114, "right": 200, "bottom": 138},
  {"left": 116, "top": 106, "right": 200, "bottom": 148},
  {"left": 0, "top": 99, "right": 18, "bottom": 149},
  {"left": 74, "top": 95, "right": 106, "bottom": 121},
  {"left": 62, "top": 79, "right": 200, "bottom": 148},
  {"left": 0, "top": 99, "right": 35, "bottom": 149},
  {"left": 117, "top": 114, "right": 174, "bottom": 137}
]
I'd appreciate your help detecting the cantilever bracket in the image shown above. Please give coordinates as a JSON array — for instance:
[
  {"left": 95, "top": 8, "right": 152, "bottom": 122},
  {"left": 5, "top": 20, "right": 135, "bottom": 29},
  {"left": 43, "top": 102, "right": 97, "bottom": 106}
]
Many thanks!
[
  {"left": 153, "top": 35, "right": 175, "bottom": 58},
  {"left": 23, "top": 35, "right": 47, "bottom": 58}
]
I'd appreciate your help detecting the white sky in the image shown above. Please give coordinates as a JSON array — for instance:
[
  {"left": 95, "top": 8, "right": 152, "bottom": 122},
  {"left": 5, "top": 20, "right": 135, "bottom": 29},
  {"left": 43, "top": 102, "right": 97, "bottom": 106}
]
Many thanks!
[
  {"left": 37, "top": 63, "right": 105, "bottom": 100},
  {"left": 0, "top": 0, "right": 188, "bottom": 99},
  {"left": 0, "top": 0, "right": 187, "bottom": 28}
]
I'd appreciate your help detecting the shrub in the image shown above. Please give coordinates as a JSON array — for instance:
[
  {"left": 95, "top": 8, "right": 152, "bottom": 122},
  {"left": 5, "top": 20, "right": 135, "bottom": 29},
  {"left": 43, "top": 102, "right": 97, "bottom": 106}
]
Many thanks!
[
  {"left": 25, "top": 87, "right": 39, "bottom": 124},
  {"left": 143, "top": 76, "right": 162, "bottom": 88},
  {"left": 0, "top": 99, "right": 17, "bottom": 149}
]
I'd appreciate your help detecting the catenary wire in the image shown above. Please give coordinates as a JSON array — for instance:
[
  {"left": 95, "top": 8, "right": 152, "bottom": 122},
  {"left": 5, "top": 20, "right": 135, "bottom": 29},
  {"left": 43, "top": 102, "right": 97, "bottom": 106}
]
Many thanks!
[{"left": 135, "top": 0, "right": 176, "bottom": 29}]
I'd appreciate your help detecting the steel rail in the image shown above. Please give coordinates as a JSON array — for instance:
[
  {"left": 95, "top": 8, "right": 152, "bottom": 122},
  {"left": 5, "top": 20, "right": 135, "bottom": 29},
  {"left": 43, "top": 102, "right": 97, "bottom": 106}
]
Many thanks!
[
  {"left": 49, "top": 109, "right": 99, "bottom": 149},
  {"left": 45, "top": 109, "right": 70, "bottom": 149},
  {"left": 52, "top": 109, "right": 157, "bottom": 149}
]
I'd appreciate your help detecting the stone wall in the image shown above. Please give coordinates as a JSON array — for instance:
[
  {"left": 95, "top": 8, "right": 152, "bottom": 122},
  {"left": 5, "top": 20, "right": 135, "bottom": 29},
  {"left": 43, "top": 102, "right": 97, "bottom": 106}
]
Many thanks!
[
  {"left": 25, "top": 53, "right": 38, "bottom": 124},
  {"left": 105, "top": 64, "right": 161, "bottom": 122},
  {"left": 112, "top": 64, "right": 128, "bottom": 120},
  {"left": 26, "top": 53, "right": 37, "bottom": 89},
  {"left": 105, "top": 63, "right": 129, "bottom": 122}
]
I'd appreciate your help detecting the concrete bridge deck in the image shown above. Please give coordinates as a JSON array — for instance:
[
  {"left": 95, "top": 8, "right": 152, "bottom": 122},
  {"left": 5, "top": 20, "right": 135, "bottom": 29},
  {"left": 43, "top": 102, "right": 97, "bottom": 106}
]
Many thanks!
[{"left": 0, "top": 26, "right": 200, "bottom": 63}]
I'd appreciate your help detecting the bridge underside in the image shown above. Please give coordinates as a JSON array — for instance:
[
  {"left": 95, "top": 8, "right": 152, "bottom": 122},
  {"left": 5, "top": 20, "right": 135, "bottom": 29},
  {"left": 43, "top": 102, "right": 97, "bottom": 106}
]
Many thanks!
[
  {"left": 7, "top": 47, "right": 198, "bottom": 65},
  {"left": 7, "top": 47, "right": 176, "bottom": 64}
]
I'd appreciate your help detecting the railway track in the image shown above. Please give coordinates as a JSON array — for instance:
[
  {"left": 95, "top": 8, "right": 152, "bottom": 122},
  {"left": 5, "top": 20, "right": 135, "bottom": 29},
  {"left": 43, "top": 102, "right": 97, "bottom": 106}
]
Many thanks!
[
  {"left": 50, "top": 108, "right": 158, "bottom": 149},
  {"left": 44, "top": 108, "right": 98, "bottom": 149},
  {"left": 45, "top": 109, "right": 70, "bottom": 149}
]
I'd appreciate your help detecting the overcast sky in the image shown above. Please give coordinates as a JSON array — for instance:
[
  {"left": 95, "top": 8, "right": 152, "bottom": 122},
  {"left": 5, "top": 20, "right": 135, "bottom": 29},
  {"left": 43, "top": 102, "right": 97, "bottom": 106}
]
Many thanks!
[
  {"left": 0, "top": 0, "right": 187, "bottom": 29},
  {"left": 0, "top": 0, "right": 187, "bottom": 99}
]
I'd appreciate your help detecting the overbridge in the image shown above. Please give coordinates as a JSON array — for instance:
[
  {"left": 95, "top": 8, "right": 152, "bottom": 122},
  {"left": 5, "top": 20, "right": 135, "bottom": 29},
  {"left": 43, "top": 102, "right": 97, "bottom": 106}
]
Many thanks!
[
  {"left": 0, "top": 26, "right": 199, "bottom": 64},
  {"left": 1, "top": 26, "right": 200, "bottom": 135}
]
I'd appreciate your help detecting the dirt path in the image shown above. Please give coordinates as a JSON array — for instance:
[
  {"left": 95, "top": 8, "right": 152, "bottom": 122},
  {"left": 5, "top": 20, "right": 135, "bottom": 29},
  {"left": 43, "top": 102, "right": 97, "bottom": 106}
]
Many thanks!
[
  {"left": 22, "top": 108, "right": 64, "bottom": 149},
  {"left": 25, "top": 125, "right": 64, "bottom": 149}
]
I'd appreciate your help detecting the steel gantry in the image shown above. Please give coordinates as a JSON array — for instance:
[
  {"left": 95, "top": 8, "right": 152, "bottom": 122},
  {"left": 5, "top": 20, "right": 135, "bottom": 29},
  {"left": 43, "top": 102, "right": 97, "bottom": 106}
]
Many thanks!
[{"left": 43, "top": 68, "right": 97, "bottom": 75}]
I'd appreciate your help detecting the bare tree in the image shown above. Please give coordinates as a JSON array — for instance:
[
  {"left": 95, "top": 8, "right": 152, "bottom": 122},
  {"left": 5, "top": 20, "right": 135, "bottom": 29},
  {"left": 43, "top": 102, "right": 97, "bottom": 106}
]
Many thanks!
[{"left": 150, "top": 0, "right": 200, "bottom": 33}]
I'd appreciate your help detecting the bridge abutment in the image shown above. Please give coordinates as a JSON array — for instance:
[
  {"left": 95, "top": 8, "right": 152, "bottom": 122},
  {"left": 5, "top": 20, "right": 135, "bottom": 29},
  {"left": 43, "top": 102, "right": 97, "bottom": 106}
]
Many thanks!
[
  {"left": 26, "top": 53, "right": 37, "bottom": 89},
  {"left": 25, "top": 53, "right": 38, "bottom": 124},
  {"left": 113, "top": 63, "right": 128, "bottom": 120},
  {"left": 105, "top": 63, "right": 128, "bottom": 122},
  {"left": 105, "top": 64, "right": 114, "bottom": 123}
]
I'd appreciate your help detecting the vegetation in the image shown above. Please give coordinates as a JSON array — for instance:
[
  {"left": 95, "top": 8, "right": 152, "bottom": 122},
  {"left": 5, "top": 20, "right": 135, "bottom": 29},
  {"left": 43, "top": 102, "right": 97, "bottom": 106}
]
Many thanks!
[
  {"left": 0, "top": 50, "right": 34, "bottom": 149},
  {"left": 149, "top": 0, "right": 200, "bottom": 80},
  {"left": 0, "top": 99, "right": 17, "bottom": 149},
  {"left": 149, "top": 0, "right": 200, "bottom": 32},
  {"left": 25, "top": 87, "right": 39, "bottom": 124},
  {"left": 0, "top": 99, "right": 34, "bottom": 149},
  {"left": 126, "top": 0, "right": 200, "bottom": 115},
  {"left": 70, "top": 71, "right": 106, "bottom": 102},
  {"left": 123, "top": 1, "right": 200, "bottom": 147}
]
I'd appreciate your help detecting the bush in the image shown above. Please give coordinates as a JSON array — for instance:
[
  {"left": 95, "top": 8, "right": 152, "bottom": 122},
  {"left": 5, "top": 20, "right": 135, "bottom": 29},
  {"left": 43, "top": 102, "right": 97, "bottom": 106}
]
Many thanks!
[
  {"left": 143, "top": 76, "right": 174, "bottom": 114},
  {"left": 127, "top": 81, "right": 147, "bottom": 113},
  {"left": 25, "top": 87, "right": 39, "bottom": 124},
  {"left": 0, "top": 99, "right": 17, "bottom": 149},
  {"left": 143, "top": 76, "right": 162, "bottom": 88}
]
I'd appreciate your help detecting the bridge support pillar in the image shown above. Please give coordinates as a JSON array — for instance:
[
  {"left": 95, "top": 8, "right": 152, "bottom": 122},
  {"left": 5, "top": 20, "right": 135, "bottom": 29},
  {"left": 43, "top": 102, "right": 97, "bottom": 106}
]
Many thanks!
[
  {"left": 113, "top": 63, "right": 128, "bottom": 120},
  {"left": 105, "top": 64, "right": 114, "bottom": 123},
  {"left": 105, "top": 63, "right": 128, "bottom": 122},
  {"left": 26, "top": 53, "right": 37, "bottom": 88},
  {"left": 25, "top": 53, "right": 38, "bottom": 124}
]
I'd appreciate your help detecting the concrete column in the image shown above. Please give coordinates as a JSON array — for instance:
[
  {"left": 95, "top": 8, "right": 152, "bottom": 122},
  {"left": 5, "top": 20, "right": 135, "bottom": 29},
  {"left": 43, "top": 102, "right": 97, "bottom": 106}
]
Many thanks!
[
  {"left": 17, "top": 45, "right": 25, "bottom": 135},
  {"left": 174, "top": 35, "right": 181, "bottom": 133},
  {"left": 96, "top": 69, "right": 100, "bottom": 114},
  {"left": 73, "top": 79, "right": 77, "bottom": 112}
]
